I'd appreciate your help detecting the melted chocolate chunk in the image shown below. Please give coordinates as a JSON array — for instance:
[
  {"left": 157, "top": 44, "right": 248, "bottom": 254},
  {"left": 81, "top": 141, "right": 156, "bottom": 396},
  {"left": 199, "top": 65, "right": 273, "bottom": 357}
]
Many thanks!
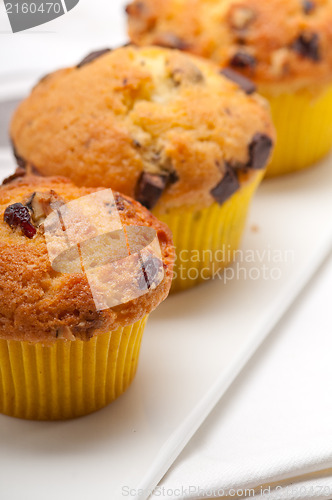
[
  {"left": 4, "top": 203, "right": 36, "bottom": 239},
  {"left": 220, "top": 68, "right": 257, "bottom": 95},
  {"left": 230, "top": 52, "right": 256, "bottom": 69},
  {"left": 137, "top": 256, "right": 163, "bottom": 290},
  {"left": 29, "top": 164, "right": 43, "bottom": 176},
  {"left": 210, "top": 164, "right": 240, "bottom": 205},
  {"left": 11, "top": 141, "right": 26, "bottom": 169},
  {"left": 135, "top": 172, "right": 167, "bottom": 210},
  {"left": 155, "top": 33, "right": 190, "bottom": 50},
  {"left": 2, "top": 167, "right": 26, "bottom": 185},
  {"left": 121, "top": 41, "right": 135, "bottom": 48},
  {"left": 168, "top": 170, "right": 179, "bottom": 185},
  {"left": 35, "top": 72, "right": 52, "bottom": 87},
  {"left": 77, "top": 48, "right": 112, "bottom": 68},
  {"left": 302, "top": 1, "right": 315, "bottom": 14},
  {"left": 125, "top": 1, "right": 146, "bottom": 15},
  {"left": 291, "top": 33, "right": 321, "bottom": 61},
  {"left": 248, "top": 133, "right": 273, "bottom": 170}
]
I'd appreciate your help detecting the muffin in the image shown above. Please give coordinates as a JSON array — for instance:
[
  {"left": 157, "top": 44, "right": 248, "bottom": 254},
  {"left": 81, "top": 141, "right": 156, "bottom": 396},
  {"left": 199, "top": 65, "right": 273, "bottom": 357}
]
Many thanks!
[
  {"left": 0, "top": 174, "right": 174, "bottom": 420},
  {"left": 127, "top": 0, "right": 332, "bottom": 177},
  {"left": 10, "top": 45, "right": 275, "bottom": 291}
]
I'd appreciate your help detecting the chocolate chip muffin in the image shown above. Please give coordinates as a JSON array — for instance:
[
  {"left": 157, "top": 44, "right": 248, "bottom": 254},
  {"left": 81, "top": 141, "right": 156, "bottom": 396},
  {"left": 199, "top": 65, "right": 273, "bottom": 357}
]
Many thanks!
[
  {"left": 127, "top": 0, "right": 332, "bottom": 176},
  {"left": 10, "top": 45, "right": 275, "bottom": 291},
  {"left": 0, "top": 174, "right": 174, "bottom": 420}
]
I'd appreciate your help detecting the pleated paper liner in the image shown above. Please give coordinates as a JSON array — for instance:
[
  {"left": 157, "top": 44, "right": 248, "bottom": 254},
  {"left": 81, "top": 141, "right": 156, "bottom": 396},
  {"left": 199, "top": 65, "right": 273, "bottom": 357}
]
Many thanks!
[
  {"left": 0, "top": 316, "right": 147, "bottom": 420},
  {"left": 156, "top": 172, "right": 263, "bottom": 293},
  {"left": 263, "top": 83, "right": 332, "bottom": 177}
]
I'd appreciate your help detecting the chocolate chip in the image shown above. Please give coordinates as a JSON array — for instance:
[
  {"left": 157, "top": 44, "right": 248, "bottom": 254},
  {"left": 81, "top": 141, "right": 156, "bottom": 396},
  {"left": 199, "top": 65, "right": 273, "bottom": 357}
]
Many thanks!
[
  {"left": 77, "top": 48, "right": 111, "bottom": 68},
  {"left": 155, "top": 33, "right": 191, "bottom": 50},
  {"left": 210, "top": 164, "right": 240, "bottom": 205},
  {"left": 125, "top": 1, "right": 145, "bottom": 15},
  {"left": 302, "top": 1, "right": 315, "bottom": 14},
  {"left": 2, "top": 167, "right": 26, "bottom": 185},
  {"left": 168, "top": 170, "right": 179, "bottom": 185},
  {"left": 32, "top": 72, "right": 52, "bottom": 90},
  {"left": 135, "top": 172, "right": 167, "bottom": 210},
  {"left": 121, "top": 41, "right": 135, "bottom": 48},
  {"left": 230, "top": 52, "right": 256, "bottom": 69},
  {"left": 35, "top": 72, "right": 52, "bottom": 86},
  {"left": 4, "top": 203, "right": 36, "bottom": 239},
  {"left": 291, "top": 33, "right": 320, "bottom": 61},
  {"left": 25, "top": 192, "right": 36, "bottom": 212},
  {"left": 11, "top": 141, "right": 26, "bottom": 169},
  {"left": 137, "top": 256, "right": 163, "bottom": 290},
  {"left": 247, "top": 133, "right": 273, "bottom": 170},
  {"left": 220, "top": 68, "right": 257, "bottom": 95}
]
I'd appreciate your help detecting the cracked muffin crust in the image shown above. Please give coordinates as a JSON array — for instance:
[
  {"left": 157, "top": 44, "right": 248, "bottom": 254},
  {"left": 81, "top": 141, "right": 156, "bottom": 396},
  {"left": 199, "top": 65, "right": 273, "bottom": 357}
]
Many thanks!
[
  {"left": 126, "top": 0, "right": 332, "bottom": 92},
  {"left": 10, "top": 45, "right": 275, "bottom": 213},
  {"left": 0, "top": 175, "right": 174, "bottom": 343}
]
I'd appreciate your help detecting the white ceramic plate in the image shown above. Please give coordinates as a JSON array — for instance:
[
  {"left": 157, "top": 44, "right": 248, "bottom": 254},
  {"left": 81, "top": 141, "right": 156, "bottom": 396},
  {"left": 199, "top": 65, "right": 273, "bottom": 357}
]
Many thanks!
[{"left": 0, "top": 124, "right": 332, "bottom": 499}]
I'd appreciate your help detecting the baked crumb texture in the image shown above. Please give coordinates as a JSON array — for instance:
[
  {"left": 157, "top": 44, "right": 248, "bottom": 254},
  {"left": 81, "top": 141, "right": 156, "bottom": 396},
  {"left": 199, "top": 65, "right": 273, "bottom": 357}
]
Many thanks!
[
  {"left": 0, "top": 175, "right": 174, "bottom": 343},
  {"left": 127, "top": 0, "right": 332, "bottom": 90},
  {"left": 10, "top": 45, "right": 275, "bottom": 212}
]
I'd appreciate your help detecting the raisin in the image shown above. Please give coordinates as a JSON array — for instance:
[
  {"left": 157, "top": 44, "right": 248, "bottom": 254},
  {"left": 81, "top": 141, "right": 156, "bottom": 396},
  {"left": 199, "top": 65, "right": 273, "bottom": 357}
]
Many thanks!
[{"left": 4, "top": 203, "right": 36, "bottom": 239}]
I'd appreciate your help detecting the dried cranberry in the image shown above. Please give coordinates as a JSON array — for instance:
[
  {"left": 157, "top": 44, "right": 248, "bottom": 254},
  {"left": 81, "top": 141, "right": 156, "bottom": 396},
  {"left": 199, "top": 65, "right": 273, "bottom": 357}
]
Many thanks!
[
  {"left": 20, "top": 221, "right": 37, "bottom": 239},
  {"left": 4, "top": 203, "right": 36, "bottom": 239}
]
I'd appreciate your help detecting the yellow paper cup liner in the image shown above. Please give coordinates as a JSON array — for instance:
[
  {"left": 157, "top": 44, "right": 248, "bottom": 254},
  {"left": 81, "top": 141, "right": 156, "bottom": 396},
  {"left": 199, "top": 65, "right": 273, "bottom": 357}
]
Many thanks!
[
  {"left": 262, "top": 83, "right": 332, "bottom": 177},
  {"left": 156, "top": 172, "right": 263, "bottom": 293},
  {"left": 0, "top": 316, "right": 148, "bottom": 420}
]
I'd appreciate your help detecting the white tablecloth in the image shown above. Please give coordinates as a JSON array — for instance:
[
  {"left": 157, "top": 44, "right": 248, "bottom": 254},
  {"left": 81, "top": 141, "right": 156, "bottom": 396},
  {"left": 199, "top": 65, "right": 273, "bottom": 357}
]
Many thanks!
[
  {"left": 152, "top": 253, "right": 332, "bottom": 500},
  {"left": 1, "top": 2, "right": 331, "bottom": 498}
]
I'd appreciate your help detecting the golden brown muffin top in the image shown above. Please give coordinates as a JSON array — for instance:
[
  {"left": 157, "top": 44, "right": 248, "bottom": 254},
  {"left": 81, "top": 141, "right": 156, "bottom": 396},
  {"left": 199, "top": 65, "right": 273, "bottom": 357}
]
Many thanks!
[
  {"left": 127, "top": 0, "right": 332, "bottom": 91},
  {"left": 0, "top": 175, "right": 174, "bottom": 343},
  {"left": 10, "top": 45, "right": 274, "bottom": 212}
]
